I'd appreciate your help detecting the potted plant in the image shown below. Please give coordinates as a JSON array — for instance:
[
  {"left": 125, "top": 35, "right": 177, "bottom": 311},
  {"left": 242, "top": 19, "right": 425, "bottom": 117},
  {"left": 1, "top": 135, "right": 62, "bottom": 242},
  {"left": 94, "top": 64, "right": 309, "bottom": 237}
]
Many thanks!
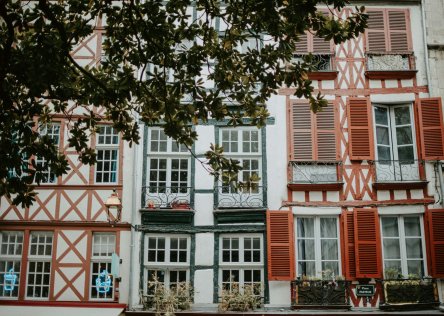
[
  {"left": 291, "top": 270, "right": 350, "bottom": 309},
  {"left": 218, "top": 283, "right": 262, "bottom": 312}
]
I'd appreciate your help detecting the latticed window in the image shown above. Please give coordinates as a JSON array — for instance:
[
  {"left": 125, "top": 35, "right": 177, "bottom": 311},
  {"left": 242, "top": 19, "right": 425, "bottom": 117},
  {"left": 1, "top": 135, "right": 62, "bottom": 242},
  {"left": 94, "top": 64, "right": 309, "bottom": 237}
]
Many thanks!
[
  {"left": 296, "top": 217, "right": 340, "bottom": 278},
  {"left": 219, "top": 234, "right": 263, "bottom": 295},
  {"left": 0, "top": 231, "right": 23, "bottom": 298},
  {"left": 90, "top": 233, "right": 116, "bottom": 300},
  {"left": 36, "top": 123, "right": 61, "bottom": 184},
  {"left": 95, "top": 126, "right": 119, "bottom": 183},
  {"left": 144, "top": 235, "right": 190, "bottom": 297},
  {"left": 26, "top": 231, "right": 53, "bottom": 299}
]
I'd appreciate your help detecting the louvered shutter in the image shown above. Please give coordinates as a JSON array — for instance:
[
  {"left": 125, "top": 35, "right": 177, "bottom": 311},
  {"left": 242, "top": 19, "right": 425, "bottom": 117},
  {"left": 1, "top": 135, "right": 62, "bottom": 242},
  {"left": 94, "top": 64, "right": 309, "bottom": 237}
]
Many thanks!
[
  {"left": 342, "top": 210, "right": 356, "bottom": 279},
  {"left": 312, "top": 36, "right": 331, "bottom": 53},
  {"left": 427, "top": 209, "right": 444, "bottom": 278},
  {"left": 418, "top": 98, "right": 444, "bottom": 160},
  {"left": 292, "top": 103, "right": 313, "bottom": 160},
  {"left": 267, "top": 210, "right": 295, "bottom": 280},
  {"left": 388, "top": 10, "right": 410, "bottom": 52},
  {"left": 316, "top": 104, "right": 336, "bottom": 160},
  {"left": 295, "top": 33, "right": 309, "bottom": 53},
  {"left": 366, "top": 10, "right": 386, "bottom": 52},
  {"left": 347, "top": 98, "right": 374, "bottom": 160},
  {"left": 354, "top": 208, "right": 382, "bottom": 278}
]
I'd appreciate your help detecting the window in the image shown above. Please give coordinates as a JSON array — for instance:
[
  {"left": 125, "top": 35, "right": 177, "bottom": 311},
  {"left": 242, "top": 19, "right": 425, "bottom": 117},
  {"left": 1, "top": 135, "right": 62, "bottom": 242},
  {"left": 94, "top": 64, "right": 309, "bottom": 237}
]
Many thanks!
[
  {"left": 296, "top": 217, "right": 340, "bottom": 277},
  {"left": 0, "top": 231, "right": 23, "bottom": 298},
  {"left": 90, "top": 233, "right": 115, "bottom": 300},
  {"left": 146, "top": 129, "right": 190, "bottom": 206},
  {"left": 219, "top": 234, "right": 263, "bottom": 295},
  {"left": 373, "top": 104, "right": 419, "bottom": 181},
  {"left": 95, "top": 126, "right": 119, "bottom": 183},
  {"left": 26, "top": 231, "right": 53, "bottom": 299},
  {"left": 144, "top": 235, "right": 190, "bottom": 297},
  {"left": 381, "top": 216, "right": 425, "bottom": 277},
  {"left": 36, "top": 123, "right": 61, "bottom": 184}
]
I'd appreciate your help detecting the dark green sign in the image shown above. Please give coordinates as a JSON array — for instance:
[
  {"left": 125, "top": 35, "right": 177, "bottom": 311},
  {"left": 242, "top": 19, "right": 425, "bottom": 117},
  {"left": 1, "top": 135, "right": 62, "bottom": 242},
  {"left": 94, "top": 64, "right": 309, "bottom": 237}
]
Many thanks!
[{"left": 356, "top": 284, "right": 375, "bottom": 297}]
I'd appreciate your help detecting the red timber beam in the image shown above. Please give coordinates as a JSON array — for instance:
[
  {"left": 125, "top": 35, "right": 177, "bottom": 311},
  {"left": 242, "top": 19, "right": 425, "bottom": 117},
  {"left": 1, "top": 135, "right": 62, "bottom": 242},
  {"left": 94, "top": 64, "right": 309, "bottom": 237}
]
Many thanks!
[{"left": 282, "top": 198, "right": 434, "bottom": 208}]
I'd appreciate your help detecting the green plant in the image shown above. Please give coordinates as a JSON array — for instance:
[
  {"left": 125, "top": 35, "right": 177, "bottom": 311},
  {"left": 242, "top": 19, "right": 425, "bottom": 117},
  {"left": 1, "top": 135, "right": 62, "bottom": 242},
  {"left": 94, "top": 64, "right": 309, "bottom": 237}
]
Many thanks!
[
  {"left": 384, "top": 268, "right": 400, "bottom": 280},
  {"left": 407, "top": 273, "right": 420, "bottom": 280},
  {"left": 145, "top": 278, "right": 193, "bottom": 316},
  {"left": 219, "top": 283, "right": 262, "bottom": 312}
]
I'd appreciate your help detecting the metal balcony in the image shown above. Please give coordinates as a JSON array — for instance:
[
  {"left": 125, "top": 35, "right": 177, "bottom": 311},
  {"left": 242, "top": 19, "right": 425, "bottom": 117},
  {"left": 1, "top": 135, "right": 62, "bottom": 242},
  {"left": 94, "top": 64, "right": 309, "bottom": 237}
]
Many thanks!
[
  {"left": 373, "top": 160, "right": 422, "bottom": 183},
  {"left": 141, "top": 186, "right": 193, "bottom": 209},
  {"left": 214, "top": 185, "right": 266, "bottom": 209}
]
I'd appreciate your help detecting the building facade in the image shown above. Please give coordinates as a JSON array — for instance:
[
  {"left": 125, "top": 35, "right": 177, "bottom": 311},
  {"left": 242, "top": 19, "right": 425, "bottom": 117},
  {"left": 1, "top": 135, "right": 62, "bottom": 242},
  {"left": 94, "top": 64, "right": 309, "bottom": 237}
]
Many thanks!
[{"left": 1, "top": 0, "right": 444, "bottom": 315}]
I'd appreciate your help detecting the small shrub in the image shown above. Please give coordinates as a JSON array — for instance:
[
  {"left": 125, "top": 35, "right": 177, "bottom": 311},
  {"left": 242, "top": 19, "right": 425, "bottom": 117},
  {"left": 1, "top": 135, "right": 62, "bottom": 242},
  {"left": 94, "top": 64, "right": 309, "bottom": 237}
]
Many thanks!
[{"left": 219, "top": 283, "right": 261, "bottom": 312}]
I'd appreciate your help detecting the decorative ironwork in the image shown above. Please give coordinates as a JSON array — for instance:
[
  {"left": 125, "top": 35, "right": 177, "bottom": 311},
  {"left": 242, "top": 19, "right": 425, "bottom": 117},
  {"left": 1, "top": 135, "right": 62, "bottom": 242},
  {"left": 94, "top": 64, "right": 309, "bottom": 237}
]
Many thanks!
[
  {"left": 293, "top": 54, "right": 332, "bottom": 71},
  {"left": 382, "top": 278, "right": 438, "bottom": 305},
  {"left": 372, "top": 160, "right": 421, "bottom": 182},
  {"left": 291, "top": 280, "right": 350, "bottom": 307},
  {"left": 215, "top": 185, "right": 265, "bottom": 208},
  {"left": 142, "top": 186, "right": 193, "bottom": 209},
  {"left": 289, "top": 161, "right": 341, "bottom": 184},
  {"left": 367, "top": 53, "right": 411, "bottom": 71}
]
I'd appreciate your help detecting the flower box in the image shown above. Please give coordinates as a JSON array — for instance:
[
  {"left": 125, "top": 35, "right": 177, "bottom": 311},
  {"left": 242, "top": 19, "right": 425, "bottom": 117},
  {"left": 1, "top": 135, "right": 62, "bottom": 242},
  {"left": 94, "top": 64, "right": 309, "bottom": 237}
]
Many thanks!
[{"left": 291, "top": 279, "right": 351, "bottom": 309}]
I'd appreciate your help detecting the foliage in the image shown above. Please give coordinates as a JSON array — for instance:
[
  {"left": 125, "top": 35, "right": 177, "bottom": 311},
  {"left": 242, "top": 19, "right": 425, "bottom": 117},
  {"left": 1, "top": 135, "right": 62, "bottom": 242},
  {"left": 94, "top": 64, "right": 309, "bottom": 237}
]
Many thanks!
[
  {"left": 0, "top": 0, "right": 367, "bottom": 206},
  {"left": 219, "top": 283, "right": 262, "bottom": 312},
  {"left": 143, "top": 279, "right": 193, "bottom": 316}
]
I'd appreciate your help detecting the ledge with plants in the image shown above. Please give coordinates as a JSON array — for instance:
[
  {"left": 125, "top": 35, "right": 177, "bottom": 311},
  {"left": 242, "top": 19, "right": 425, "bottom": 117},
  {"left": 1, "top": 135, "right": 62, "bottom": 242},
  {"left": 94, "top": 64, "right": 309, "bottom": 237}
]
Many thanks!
[{"left": 380, "top": 269, "right": 439, "bottom": 310}]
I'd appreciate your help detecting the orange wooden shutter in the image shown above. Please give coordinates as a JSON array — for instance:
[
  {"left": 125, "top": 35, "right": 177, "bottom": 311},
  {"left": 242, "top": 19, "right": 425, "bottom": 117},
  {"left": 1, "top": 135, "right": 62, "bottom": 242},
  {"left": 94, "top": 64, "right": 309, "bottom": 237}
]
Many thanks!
[
  {"left": 426, "top": 209, "right": 444, "bottom": 278},
  {"left": 316, "top": 104, "right": 336, "bottom": 161},
  {"left": 267, "top": 210, "right": 295, "bottom": 280},
  {"left": 366, "top": 10, "right": 386, "bottom": 52},
  {"left": 354, "top": 208, "right": 382, "bottom": 278},
  {"left": 347, "top": 98, "right": 374, "bottom": 160},
  {"left": 312, "top": 36, "right": 331, "bottom": 53},
  {"left": 295, "top": 33, "right": 309, "bottom": 53},
  {"left": 292, "top": 103, "right": 313, "bottom": 160},
  {"left": 418, "top": 98, "right": 444, "bottom": 160},
  {"left": 388, "top": 10, "right": 410, "bottom": 52},
  {"left": 342, "top": 210, "right": 356, "bottom": 279}
]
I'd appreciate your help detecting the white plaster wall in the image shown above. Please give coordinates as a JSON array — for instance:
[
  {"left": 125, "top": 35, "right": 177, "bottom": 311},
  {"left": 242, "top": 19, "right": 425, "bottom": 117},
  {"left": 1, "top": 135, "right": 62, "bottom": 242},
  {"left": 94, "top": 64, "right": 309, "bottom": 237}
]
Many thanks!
[
  {"left": 195, "top": 233, "right": 215, "bottom": 266},
  {"left": 193, "top": 269, "right": 215, "bottom": 304},
  {"left": 194, "top": 125, "right": 215, "bottom": 156},
  {"left": 267, "top": 281, "right": 291, "bottom": 307},
  {"left": 118, "top": 230, "right": 132, "bottom": 304},
  {"left": 266, "top": 94, "right": 288, "bottom": 210},
  {"left": 194, "top": 193, "right": 214, "bottom": 226}
]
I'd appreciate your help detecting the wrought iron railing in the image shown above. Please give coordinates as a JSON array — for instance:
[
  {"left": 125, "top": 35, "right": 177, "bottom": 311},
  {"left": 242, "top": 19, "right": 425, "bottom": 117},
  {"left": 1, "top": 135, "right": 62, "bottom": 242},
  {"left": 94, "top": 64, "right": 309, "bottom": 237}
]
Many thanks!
[
  {"left": 293, "top": 54, "right": 332, "bottom": 71},
  {"left": 289, "top": 161, "right": 342, "bottom": 184},
  {"left": 142, "top": 186, "right": 193, "bottom": 209},
  {"left": 366, "top": 53, "right": 413, "bottom": 71},
  {"left": 372, "top": 160, "right": 422, "bottom": 182},
  {"left": 215, "top": 185, "right": 265, "bottom": 208},
  {"left": 381, "top": 278, "right": 439, "bottom": 307},
  {"left": 291, "top": 279, "right": 351, "bottom": 307}
]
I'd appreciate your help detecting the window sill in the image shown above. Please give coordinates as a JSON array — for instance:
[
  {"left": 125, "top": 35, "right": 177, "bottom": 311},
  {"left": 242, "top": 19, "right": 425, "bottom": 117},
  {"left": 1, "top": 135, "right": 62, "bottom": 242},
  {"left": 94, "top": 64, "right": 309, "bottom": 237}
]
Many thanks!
[
  {"left": 287, "top": 182, "right": 343, "bottom": 191},
  {"left": 0, "top": 300, "right": 126, "bottom": 308},
  {"left": 365, "top": 70, "right": 417, "bottom": 80},
  {"left": 373, "top": 181, "right": 428, "bottom": 190},
  {"left": 307, "top": 71, "right": 338, "bottom": 80}
]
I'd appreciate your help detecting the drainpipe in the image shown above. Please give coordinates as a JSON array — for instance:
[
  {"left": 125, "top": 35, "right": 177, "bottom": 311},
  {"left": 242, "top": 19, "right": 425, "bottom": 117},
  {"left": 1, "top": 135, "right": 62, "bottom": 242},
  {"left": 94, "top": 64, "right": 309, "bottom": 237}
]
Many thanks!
[
  {"left": 438, "top": 162, "right": 444, "bottom": 207},
  {"left": 128, "top": 112, "right": 140, "bottom": 309},
  {"left": 421, "top": 0, "right": 432, "bottom": 96}
]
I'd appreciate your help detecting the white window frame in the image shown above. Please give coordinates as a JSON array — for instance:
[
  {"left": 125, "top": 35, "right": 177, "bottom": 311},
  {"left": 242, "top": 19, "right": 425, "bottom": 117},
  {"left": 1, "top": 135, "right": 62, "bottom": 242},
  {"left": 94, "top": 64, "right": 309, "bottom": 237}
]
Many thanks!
[
  {"left": 95, "top": 125, "right": 119, "bottom": 184},
  {"left": 0, "top": 231, "right": 23, "bottom": 299},
  {"left": 26, "top": 231, "right": 53, "bottom": 300},
  {"left": 380, "top": 215, "right": 427, "bottom": 278},
  {"left": 146, "top": 128, "right": 191, "bottom": 192},
  {"left": 36, "top": 123, "right": 61, "bottom": 184},
  {"left": 294, "top": 216, "right": 341, "bottom": 278},
  {"left": 218, "top": 234, "right": 264, "bottom": 296},
  {"left": 143, "top": 234, "right": 191, "bottom": 295},
  {"left": 90, "top": 232, "right": 116, "bottom": 301}
]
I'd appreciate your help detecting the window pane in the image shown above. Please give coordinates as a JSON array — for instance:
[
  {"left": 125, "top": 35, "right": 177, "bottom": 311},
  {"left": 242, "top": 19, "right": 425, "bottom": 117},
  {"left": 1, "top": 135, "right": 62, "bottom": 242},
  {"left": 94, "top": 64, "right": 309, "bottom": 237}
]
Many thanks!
[
  {"left": 405, "top": 238, "right": 422, "bottom": 259},
  {"left": 378, "top": 146, "right": 391, "bottom": 161},
  {"left": 383, "top": 239, "right": 400, "bottom": 259},
  {"left": 394, "top": 106, "right": 411, "bottom": 125},
  {"left": 320, "top": 218, "right": 337, "bottom": 238},
  {"left": 397, "top": 146, "right": 414, "bottom": 161},
  {"left": 374, "top": 106, "right": 388, "bottom": 125},
  {"left": 297, "top": 218, "right": 314, "bottom": 238},
  {"left": 321, "top": 262, "right": 339, "bottom": 277},
  {"left": 382, "top": 217, "right": 399, "bottom": 237},
  {"left": 376, "top": 126, "right": 390, "bottom": 145},
  {"left": 384, "top": 261, "right": 401, "bottom": 275},
  {"left": 404, "top": 217, "right": 421, "bottom": 237},
  {"left": 297, "top": 240, "right": 315, "bottom": 260},
  {"left": 396, "top": 127, "right": 413, "bottom": 145},
  {"left": 407, "top": 260, "right": 424, "bottom": 277},
  {"left": 298, "top": 261, "right": 315, "bottom": 277},
  {"left": 321, "top": 240, "right": 338, "bottom": 260}
]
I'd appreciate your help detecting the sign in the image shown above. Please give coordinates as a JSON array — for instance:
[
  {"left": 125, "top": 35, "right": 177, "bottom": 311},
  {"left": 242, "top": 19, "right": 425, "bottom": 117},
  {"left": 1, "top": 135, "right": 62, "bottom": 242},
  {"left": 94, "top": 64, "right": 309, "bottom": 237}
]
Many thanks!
[
  {"left": 356, "top": 284, "right": 375, "bottom": 297},
  {"left": 4, "top": 268, "right": 17, "bottom": 291},
  {"left": 95, "top": 270, "right": 112, "bottom": 293}
]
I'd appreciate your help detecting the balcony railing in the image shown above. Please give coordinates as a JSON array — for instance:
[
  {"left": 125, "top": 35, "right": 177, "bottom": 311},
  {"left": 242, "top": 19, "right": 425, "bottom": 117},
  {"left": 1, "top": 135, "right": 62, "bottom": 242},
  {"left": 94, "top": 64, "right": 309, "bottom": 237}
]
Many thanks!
[
  {"left": 142, "top": 186, "right": 193, "bottom": 209},
  {"left": 366, "top": 53, "right": 413, "bottom": 71},
  {"left": 289, "top": 161, "right": 342, "bottom": 184},
  {"left": 373, "top": 160, "right": 421, "bottom": 182},
  {"left": 293, "top": 54, "right": 332, "bottom": 71},
  {"left": 215, "top": 185, "right": 265, "bottom": 208}
]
